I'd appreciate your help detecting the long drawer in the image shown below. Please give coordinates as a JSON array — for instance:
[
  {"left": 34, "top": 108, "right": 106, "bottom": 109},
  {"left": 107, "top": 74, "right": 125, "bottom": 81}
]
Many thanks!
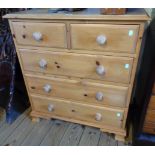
[
  {"left": 20, "top": 49, "right": 133, "bottom": 84},
  {"left": 12, "top": 21, "right": 67, "bottom": 48},
  {"left": 70, "top": 24, "right": 139, "bottom": 53},
  {"left": 26, "top": 75, "right": 128, "bottom": 108},
  {"left": 31, "top": 95, "right": 124, "bottom": 128}
]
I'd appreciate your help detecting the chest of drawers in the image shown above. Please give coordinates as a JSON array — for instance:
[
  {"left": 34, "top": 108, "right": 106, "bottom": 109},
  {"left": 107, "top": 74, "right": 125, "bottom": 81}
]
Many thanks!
[{"left": 4, "top": 9, "right": 149, "bottom": 142}]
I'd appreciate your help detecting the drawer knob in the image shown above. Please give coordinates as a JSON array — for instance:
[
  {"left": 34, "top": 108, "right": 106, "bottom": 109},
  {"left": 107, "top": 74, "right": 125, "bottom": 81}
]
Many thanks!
[
  {"left": 116, "top": 112, "right": 121, "bottom": 117},
  {"left": 96, "top": 92, "right": 104, "bottom": 101},
  {"left": 124, "top": 64, "right": 130, "bottom": 69},
  {"left": 95, "top": 113, "right": 102, "bottom": 121},
  {"left": 96, "top": 65, "right": 105, "bottom": 75},
  {"left": 43, "top": 84, "right": 52, "bottom": 93},
  {"left": 48, "top": 104, "right": 54, "bottom": 112},
  {"left": 39, "top": 59, "right": 47, "bottom": 69},
  {"left": 96, "top": 35, "right": 107, "bottom": 45},
  {"left": 32, "top": 32, "right": 43, "bottom": 41}
]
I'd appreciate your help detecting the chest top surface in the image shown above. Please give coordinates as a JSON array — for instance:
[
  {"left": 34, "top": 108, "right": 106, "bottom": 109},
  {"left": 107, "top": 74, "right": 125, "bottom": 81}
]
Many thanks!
[{"left": 3, "top": 8, "right": 150, "bottom": 21}]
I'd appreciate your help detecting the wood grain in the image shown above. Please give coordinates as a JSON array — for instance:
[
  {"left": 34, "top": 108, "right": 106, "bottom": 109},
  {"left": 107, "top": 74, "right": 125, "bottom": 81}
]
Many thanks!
[
  {"left": 3, "top": 8, "right": 150, "bottom": 21},
  {"left": 30, "top": 94, "right": 124, "bottom": 128},
  {"left": 122, "top": 23, "right": 145, "bottom": 129},
  {"left": 26, "top": 74, "right": 128, "bottom": 108},
  {"left": 79, "top": 127, "right": 101, "bottom": 146},
  {"left": 143, "top": 122, "right": 155, "bottom": 134},
  {"left": 21, "top": 119, "right": 52, "bottom": 146},
  {"left": 40, "top": 120, "right": 69, "bottom": 146},
  {"left": 5, "top": 9, "right": 149, "bottom": 140},
  {"left": 148, "top": 95, "right": 155, "bottom": 110},
  {"left": 2, "top": 115, "right": 34, "bottom": 146},
  {"left": 20, "top": 49, "right": 133, "bottom": 84},
  {"left": 145, "top": 109, "right": 155, "bottom": 123},
  {"left": 0, "top": 108, "right": 127, "bottom": 145},
  {"left": 98, "top": 132, "right": 110, "bottom": 145},
  {"left": 59, "top": 123, "right": 84, "bottom": 146},
  {"left": 0, "top": 109, "right": 30, "bottom": 145},
  {"left": 12, "top": 21, "right": 67, "bottom": 48},
  {"left": 71, "top": 24, "right": 139, "bottom": 53}
]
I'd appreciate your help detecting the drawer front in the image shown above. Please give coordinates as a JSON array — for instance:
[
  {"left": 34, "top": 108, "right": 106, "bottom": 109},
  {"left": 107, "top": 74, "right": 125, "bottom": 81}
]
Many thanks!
[
  {"left": 20, "top": 50, "right": 133, "bottom": 84},
  {"left": 71, "top": 24, "right": 139, "bottom": 53},
  {"left": 26, "top": 75, "right": 128, "bottom": 108},
  {"left": 31, "top": 95, "right": 124, "bottom": 128},
  {"left": 148, "top": 95, "right": 155, "bottom": 110},
  {"left": 12, "top": 22, "right": 67, "bottom": 48}
]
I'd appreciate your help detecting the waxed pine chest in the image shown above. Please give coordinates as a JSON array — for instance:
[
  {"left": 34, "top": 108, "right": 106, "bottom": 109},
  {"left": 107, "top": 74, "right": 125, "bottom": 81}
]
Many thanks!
[{"left": 4, "top": 9, "right": 149, "bottom": 141}]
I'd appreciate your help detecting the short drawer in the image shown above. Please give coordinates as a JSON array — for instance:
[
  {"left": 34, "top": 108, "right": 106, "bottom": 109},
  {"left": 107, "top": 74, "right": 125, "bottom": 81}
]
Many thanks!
[
  {"left": 31, "top": 95, "right": 124, "bottom": 128},
  {"left": 70, "top": 24, "right": 139, "bottom": 53},
  {"left": 12, "top": 21, "right": 67, "bottom": 48},
  {"left": 26, "top": 75, "right": 128, "bottom": 108},
  {"left": 20, "top": 49, "right": 133, "bottom": 84}
]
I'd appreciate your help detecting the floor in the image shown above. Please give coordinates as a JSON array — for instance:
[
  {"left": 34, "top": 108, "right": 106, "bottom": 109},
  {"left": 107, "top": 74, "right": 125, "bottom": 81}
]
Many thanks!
[{"left": 0, "top": 108, "right": 130, "bottom": 146}]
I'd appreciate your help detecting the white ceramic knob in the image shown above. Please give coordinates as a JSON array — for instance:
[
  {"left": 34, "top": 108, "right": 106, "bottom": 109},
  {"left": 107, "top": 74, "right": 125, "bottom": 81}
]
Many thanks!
[
  {"left": 96, "top": 35, "right": 107, "bottom": 45},
  {"left": 95, "top": 113, "right": 102, "bottom": 121},
  {"left": 48, "top": 104, "right": 54, "bottom": 112},
  {"left": 39, "top": 59, "right": 47, "bottom": 69},
  {"left": 32, "top": 32, "right": 42, "bottom": 41},
  {"left": 116, "top": 112, "right": 121, "bottom": 117},
  {"left": 124, "top": 64, "right": 130, "bottom": 69},
  {"left": 43, "top": 84, "right": 52, "bottom": 93},
  {"left": 96, "top": 92, "right": 104, "bottom": 101},
  {"left": 96, "top": 65, "right": 105, "bottom": 75}
]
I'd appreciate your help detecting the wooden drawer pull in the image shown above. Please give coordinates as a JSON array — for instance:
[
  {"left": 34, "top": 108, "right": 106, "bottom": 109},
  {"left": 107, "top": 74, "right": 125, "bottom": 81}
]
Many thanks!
[
  {"left": 39, "top": 59, "right": 47, "bottom": 69},
  {"left": 48, "top": 104, "right": 54, "bottom": 112},
  {"left": 43, "top": 84, "right": 52, "bottom": 93},
  {"left": 96, "top": 65, "right": 105, "bottom": 75},
  {"left": 95, "top": 113, "right": 102, "bottom": 121},
  {"left": 96, "top": 92, "right": 104, "bottom": 101},
  {"left": 96, "top": 35, "right": 107, "bottom": 45},
  {"left": 32, "top": 32, "right": 43, "bottom": 41}
]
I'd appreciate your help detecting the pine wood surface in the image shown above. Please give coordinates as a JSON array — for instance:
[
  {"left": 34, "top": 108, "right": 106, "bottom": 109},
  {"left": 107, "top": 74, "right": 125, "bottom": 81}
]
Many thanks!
[
  {"left": 30, "top": 95, "right": 124, "bottom": 128},
  {"left": 25, "top": 74, "right": 128, "bottom": 108},
  {"left": 4, "top": 9, "right": 149, "bottom": 141},
  {"left": 20, "top": 49, "right": 133, "bottom": 84},
  {"left": 3, "top": 8, "right": 149, "bottom": 21},
  {"left": 0, "top": 108, "right": 128, "bottom": 146},
  {"left": 12, "top": 22, "right": 67, "bottom": 48},
  {"left": 70, "top": 24, "right": 139, "bottom": 53}
]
